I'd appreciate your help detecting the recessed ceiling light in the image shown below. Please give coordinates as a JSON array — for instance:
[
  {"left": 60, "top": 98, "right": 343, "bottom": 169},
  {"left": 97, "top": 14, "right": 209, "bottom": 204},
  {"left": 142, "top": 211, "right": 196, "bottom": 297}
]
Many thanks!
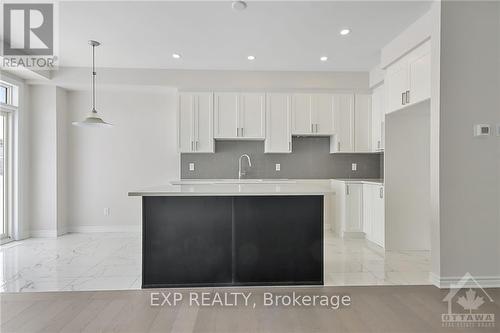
[
  {"left": 247, "top": 55, "right": 256, "bottom": 61},
  {"left": 320, "top": 56, "right": 328, "bottom": 62},
  {"left": 232, "top": 1, "right": 247, "bottom": 11},
  {"left": 172, "top": 53, "right": 181, "bottom": 59},
  {"left": 340, "top": 28, "right": 351, "bottom": 36}
]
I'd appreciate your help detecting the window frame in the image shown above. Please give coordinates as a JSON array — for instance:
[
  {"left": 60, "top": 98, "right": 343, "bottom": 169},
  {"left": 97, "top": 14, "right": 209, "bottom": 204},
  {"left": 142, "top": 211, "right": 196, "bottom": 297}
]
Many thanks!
[{"left": 0, "top": 81, "right": 15, "bottom": 244}]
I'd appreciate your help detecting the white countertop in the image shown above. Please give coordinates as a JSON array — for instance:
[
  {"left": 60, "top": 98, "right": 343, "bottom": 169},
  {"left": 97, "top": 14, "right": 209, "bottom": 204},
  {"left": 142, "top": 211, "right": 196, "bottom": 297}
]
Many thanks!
[
  {"left": 333, "top": 178, "right": 384, "bottom": 185},
  {"left": 129, "top": 180, "right": 335, "bottom": 196}
]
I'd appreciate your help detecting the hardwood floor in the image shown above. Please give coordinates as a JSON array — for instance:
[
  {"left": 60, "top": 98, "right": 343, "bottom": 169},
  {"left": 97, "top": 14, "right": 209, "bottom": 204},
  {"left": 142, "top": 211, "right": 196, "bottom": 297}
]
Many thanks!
[{"left": 1, "top": 286, "right": 498, "bottom": 332}]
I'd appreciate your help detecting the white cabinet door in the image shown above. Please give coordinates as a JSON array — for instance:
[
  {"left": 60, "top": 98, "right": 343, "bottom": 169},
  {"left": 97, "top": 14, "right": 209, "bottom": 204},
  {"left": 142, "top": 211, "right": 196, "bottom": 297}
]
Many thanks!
[
  {"left": 345, "top": 183, "right": 363, "bottom": 232},
  {"left": 178, "top": 93, "right": 195, "bottom": 152},
  {"left": 291, "top": 94, "right": 312, "bottom": 135},
  {"left": 362, "top": 184, "right": 374, "bottom": 237},
  {"left": 194, "top": 93, "right": 214, "bottom": 153},
  {"left": 354, "top": 94, "right": 372, "bottom": 152},
  {"left": 371, "top": 85, "right": 385, "bottom": 152},
  {"left": 214, "top": 92, "right": 238, "bottom": 138},
  {"left": 178, "top": 92, "right": 214, "bottom": 153},
  {"left": 331, "top": 93, "right": 354, "bottom": 153},
  {"left": 385, "top": 61, "right": 408, "bottom": 114},
  {"left": 240, "top": 93, "right": 265, "bottom": 139},
  {"left": 265, "top": 93, "right": 291, "bottom": 153},
  {"left": 408, "top": 41, "right": 431, "bottom": 105},
  {"left": 313, "top": 94, "right": 334, "bottom": 135},
  {"left": 372, "top": 185, "right": 385, "bottom": 247}
]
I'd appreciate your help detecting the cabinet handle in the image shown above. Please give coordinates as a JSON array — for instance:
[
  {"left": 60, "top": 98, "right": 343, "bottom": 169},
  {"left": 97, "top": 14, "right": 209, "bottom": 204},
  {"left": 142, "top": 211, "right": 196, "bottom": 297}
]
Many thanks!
[
  {"left": 379, "top": 187, "right": 384, "bottom": 199},
  {"left": 311, "top": 123, "right": 313, "bottom": 133},
  {"left": 315, "top": 124, "right": 318, "bottom": 133},
  {"left": 288, "top": 141, "right": 291, "bottom": 151},
  {"left": 241, "top": 127, "right": 244, "bottom": 137},
  {"left": 346, "top": 185, "right": 350, "bottom": 195},
  {"left": 337, "top": 142, "right": 341, "bottom": 151},
  {"left": 402, "top": 92, "right": 406, "bottom": 105},
  {"left": 196, "top": 141, "right": 199, "bottom": 151},
  {"left": 191, "top": 141, "right": 194, "bottom": 151},
  {"left": 406, "top": 90, "right": 410, "bottom": 104},
  {"left": 377, "top": 140, "right": 381, "bottom": 149}
]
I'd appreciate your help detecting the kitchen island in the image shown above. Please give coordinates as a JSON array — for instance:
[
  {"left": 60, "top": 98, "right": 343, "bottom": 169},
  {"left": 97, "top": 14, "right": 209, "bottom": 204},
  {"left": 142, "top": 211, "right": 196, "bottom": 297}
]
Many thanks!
[{"left": 129, "top": 181, "right": 334, "bottom": 288}]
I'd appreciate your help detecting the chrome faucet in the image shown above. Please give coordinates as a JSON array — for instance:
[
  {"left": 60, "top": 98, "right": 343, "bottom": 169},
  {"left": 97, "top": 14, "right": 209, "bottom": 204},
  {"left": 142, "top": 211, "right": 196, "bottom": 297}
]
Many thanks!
[{"left": 238, "top": 154, "right": 252, "bottom": 179}]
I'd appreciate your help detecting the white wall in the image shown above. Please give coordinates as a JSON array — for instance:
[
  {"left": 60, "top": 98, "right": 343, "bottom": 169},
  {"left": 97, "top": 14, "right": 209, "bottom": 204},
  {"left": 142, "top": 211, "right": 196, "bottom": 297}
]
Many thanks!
[
  {"left": 437, "top": 1, "right": 500, "bottom": 282},
  {"left": 385, "top": 103, "right": 430, "bottom": 251},
  {"left": 66, "top": 88, "right": 178, "bottom": 231},
  {"left": 28, "top": 86, "right": 58, "bottom": 237},
  {"left": 56, "top": 87, "right": 68, "bottom": 235}
]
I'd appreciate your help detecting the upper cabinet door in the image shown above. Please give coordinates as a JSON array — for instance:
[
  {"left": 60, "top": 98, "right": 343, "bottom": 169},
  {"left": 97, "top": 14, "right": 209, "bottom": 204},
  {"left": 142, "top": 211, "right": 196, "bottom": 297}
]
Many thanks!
[
  {"left": 239, "top": 93, "right": 265, "bottom": 139},
  {"left": 265, "top": 93, "right": 292, "bottom": 153},
  {"left": 331, "top": 93, "right": 354, "bottom": 153},
  {"left": 291, "top": 94, "right": 312, "bottom": 135},
  {"left": 386, "top": 61, "right": 408, "bottom": 114},
  {"left": 354, "top": 94, "right": 372, "bottom": 153},
  {"left": 178, "top": 93, "right": 195, "bottom": 153},
  {"left": 194, "top": 93, "right": 214, "bottom": 153},
  {"left": 214, "top": 92, "right": 239, "bottom": 138},
  {"left": 408, "top": 41, "right": 431, "bottom": 105},
  {"left": 371, "top": 85, "right": 385, "bottom": 152},
  {"left": 313, "top": 94, "right": 334, "bottom": 135}
]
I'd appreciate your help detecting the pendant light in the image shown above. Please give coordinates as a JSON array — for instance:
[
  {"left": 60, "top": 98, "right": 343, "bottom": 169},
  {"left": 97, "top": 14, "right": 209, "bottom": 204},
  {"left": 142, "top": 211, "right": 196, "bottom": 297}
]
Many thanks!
[{"left": 72, "top": 40, "right": 113, "bottom": 128}]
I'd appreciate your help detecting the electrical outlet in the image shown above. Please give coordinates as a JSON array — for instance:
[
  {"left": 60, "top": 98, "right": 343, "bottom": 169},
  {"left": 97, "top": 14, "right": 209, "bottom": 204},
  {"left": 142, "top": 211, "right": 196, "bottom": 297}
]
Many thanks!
[
  {"left": 351, "top": 163, "right": 357, "bottom": 171},
  {"left": 189, "top": 163, "right": 195, "bottom": 171},
  {"left": 104, "top": 208, "right": 110, "bottom": 216},
  {"left": 275, "top": 163, "right": 281, "bottom": 171}
]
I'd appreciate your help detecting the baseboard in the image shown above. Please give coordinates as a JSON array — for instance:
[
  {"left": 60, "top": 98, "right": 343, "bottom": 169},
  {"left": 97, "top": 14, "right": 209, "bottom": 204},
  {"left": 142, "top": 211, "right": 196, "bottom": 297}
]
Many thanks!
[
  {"left": 66, "top": 225, "right": 141, "bottom": 233},
  {"left": 430, "top": 272, "right": 500, "bottom": 288},
  {"left": 30, "top": 229, "right": 58, "bottom": 238}
]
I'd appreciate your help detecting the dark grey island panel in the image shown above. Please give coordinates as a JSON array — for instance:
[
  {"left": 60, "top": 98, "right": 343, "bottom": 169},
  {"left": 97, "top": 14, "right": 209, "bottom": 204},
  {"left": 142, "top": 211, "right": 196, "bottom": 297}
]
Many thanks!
[{"left": 142, "top": 195, "right": 324, "bottom": 288}]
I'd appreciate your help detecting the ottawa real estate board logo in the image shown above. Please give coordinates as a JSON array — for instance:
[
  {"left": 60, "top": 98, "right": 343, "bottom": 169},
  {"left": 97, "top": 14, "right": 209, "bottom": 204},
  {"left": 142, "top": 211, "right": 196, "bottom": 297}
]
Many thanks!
[
  {"left": 442, "top": 273, "right": 495, "bottom": 328},
  {"left": 2, "top": 3, "right": 57, "bottom": 69}
]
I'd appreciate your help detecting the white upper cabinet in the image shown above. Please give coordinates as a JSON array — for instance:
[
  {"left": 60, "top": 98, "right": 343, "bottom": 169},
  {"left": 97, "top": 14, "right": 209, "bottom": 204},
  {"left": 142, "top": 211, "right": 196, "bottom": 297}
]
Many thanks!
[
  {"left": 239, "top": 93, "right": 266, "bottom": 139},
  {"left": 354, "top": 94, "right": 372, "bottom": 153},
  {"left": 265, "top": 93, "right": 292, "bottom": 153},
  {"left": 214, "top": 92, "right": 238, "bottom": 138},
  {"left": 214, "top": 92, "right": 265, "bottom": 139},
  {"left": 291, "top": 93, "right": 334, "bottom": 135},
  {"left": 313, "top": 94, "right": 334, "bottom": 135},
  {"left": 385, "top": 40, "right": 431, "bottom": 114},
  {"left": 178, "top": 92, "right": 214, "bottom": 153},
  {"left": 330, "top": 93, "right": 354, "bottom": 153},
  {"left": 291, "top": 94, "right": 312, "bottom": 135},
  {"left": 371, "top": 85, "right": 385, "bottom": 152}
]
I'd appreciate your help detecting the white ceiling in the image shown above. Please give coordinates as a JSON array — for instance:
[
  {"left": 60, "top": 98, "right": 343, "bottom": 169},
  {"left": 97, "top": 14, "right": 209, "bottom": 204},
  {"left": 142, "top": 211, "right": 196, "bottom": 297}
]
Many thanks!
[{"left": 59, "top": 1, "right": 432, "bottom": 71}]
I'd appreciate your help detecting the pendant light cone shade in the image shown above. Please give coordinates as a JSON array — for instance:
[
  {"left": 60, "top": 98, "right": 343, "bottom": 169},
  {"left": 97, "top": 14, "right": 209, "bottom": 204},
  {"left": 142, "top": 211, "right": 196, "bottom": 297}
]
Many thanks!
[{"left": 72, "top": 40, "right": 113, "bottom": 128}]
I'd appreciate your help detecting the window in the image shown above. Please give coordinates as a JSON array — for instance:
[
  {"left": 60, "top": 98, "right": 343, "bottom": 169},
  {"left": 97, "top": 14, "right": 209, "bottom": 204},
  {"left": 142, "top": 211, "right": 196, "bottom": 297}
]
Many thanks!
[
  {"left": 0, "top": 85, "right": 7, "bottom": 104},
  {"left": 0, "top": 81, "right": 15, "bottom": 243}
]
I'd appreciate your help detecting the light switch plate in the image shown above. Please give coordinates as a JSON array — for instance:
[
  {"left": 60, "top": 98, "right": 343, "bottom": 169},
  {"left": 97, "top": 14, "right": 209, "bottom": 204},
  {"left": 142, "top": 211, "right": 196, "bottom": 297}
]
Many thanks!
[
  {"left": 275, "top": 163, "right": 281, "bottom": 171},
  {"left": 351, "top": 163, "right": 357, "bottom": 171},
  {"left": 104, "top": 208, "right": 110, "bottom": 216},
  {"left": 189, "top": 163, "right": 195, "bottom": 171}
]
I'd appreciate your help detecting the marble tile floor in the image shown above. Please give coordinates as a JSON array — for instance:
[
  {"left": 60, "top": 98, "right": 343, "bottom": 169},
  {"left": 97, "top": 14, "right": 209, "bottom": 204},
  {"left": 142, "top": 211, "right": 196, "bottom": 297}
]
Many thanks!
[
  {"left": 324, "top": 232, "right": 431, "bottom": 286},
  {"left": 0, "top": 231, "right": 430, "bottom": 292}
]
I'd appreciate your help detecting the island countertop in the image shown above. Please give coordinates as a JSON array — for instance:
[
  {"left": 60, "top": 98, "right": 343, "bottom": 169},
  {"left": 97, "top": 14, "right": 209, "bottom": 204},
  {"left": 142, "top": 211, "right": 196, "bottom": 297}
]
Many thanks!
[{"left": 129, "top": 180, "right": 335, "bottom": 196}]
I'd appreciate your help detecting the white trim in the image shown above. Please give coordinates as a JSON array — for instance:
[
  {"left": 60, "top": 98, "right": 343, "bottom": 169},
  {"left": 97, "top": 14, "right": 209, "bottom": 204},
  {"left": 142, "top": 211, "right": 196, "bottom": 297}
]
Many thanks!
[
  {"left": 66, "top": 225, "right": 141, "bottom": 233},
  {"left": 430, "top": 272, "right": 500, "bottom": 289},
  {"left": 30, "top": 229, "right": 58, "bottom": 238}
]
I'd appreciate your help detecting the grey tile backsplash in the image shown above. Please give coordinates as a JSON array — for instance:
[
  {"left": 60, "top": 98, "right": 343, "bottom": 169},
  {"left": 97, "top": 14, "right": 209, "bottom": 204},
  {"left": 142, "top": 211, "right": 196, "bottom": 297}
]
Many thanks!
[{"left": 181, "top": 137, "right": 383, "bottom": 179}]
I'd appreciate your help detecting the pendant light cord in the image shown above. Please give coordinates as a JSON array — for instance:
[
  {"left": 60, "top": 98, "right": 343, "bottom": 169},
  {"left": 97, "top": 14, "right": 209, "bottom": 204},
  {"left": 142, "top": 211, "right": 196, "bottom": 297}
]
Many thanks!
[{"left": 92, "top": 43, "right": 96, "bottom": 113}]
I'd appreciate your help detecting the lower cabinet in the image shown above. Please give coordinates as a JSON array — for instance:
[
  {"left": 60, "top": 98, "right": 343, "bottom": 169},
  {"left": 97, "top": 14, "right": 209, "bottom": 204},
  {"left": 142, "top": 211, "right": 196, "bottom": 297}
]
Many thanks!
[
  {"left": 234, "top": 196, "right": 323, "bottom": 285},
  {"left": 142, "top": 196, "right": 324, "bottom": 288},
  {"left": 363, "top": 184, "right": 385, "bottom": 247},
  {"left": 331, "top": 180, "right": 385, "bottom": 247}
]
